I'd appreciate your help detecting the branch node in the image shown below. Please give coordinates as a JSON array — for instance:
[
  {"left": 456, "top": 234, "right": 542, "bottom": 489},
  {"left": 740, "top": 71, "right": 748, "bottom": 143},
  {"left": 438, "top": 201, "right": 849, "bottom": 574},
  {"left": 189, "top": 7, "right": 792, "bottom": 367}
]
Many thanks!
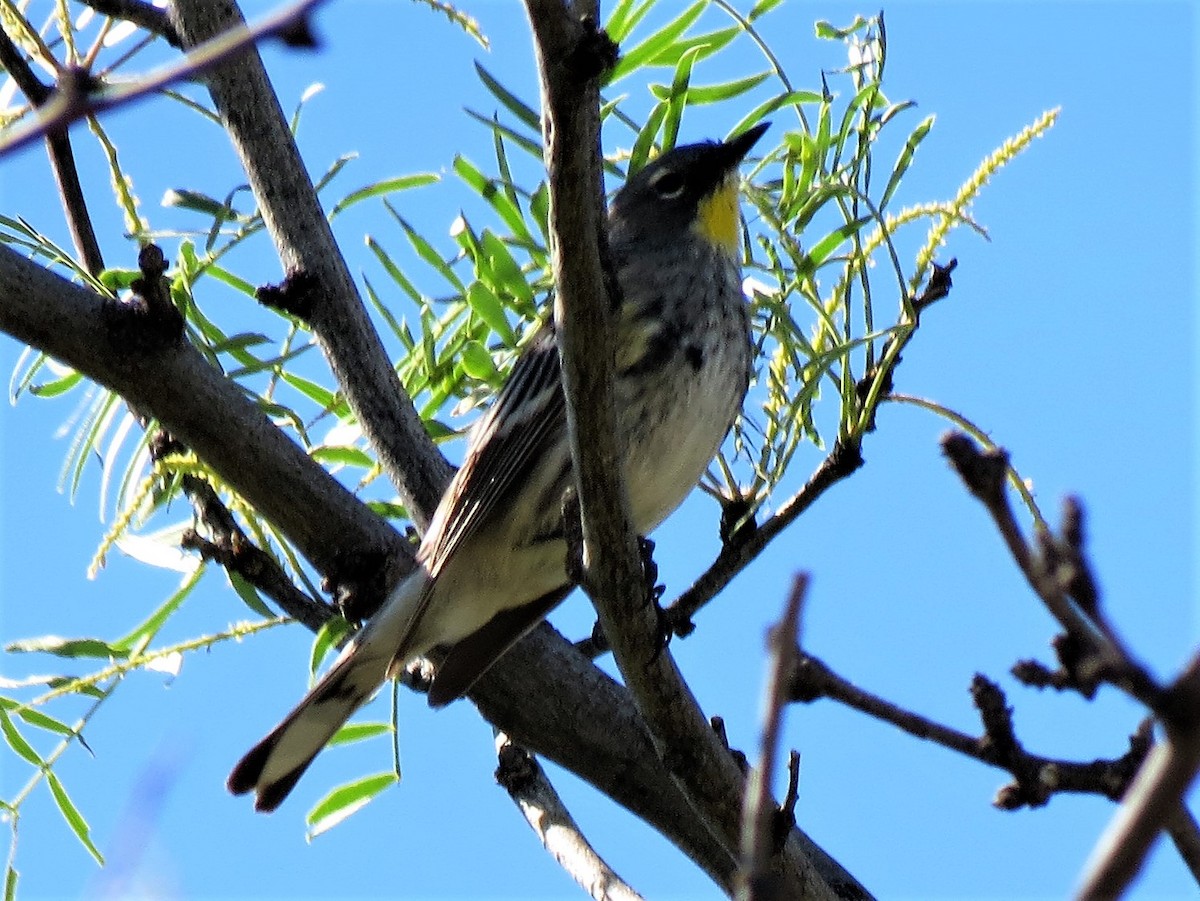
[
  {"left": 912, "top": 257, "right": 957, "bottom": 314},
  {"left": 324, "top": 547, "right": 394, "bottom": 621},
  {"left": 941, "top": 431, "right": 1009, "bottom": 505},
  {"left": 711, "top": 716, "right": 749, "bottom": 773},
  {"left": 562, "top": 17, "right": 619, "bottom": 83},
  {"left": 256, "top": 268, "right": 320, "bottom": 320},
  {"left": 103, "top": 242, "right": 184, "bottom": 352},
  {"left": 495, "top": 740, "right": 538, "bottom": 792}
]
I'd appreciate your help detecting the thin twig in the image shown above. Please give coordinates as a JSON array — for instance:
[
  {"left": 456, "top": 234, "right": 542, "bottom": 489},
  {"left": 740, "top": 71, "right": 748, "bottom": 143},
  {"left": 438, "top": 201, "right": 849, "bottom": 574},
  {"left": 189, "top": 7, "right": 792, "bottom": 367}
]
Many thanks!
[
  {"left": 0, "top": 28, "right": 105, "bottom": 274},
  {"left": 76, "top": 0, "right": 180, "bottom": 45},
  {"left": 494, "top": 732, "right": 645, "bottom": 901},
  {"left": 175, "top": 471, "right": 332, "bottom": 632},
  {"left": 941, "top": 433, "right": 1164, "bottom": 712},
  {"left": 667, "top": 440, "right": 863, "bottom": 635},
  {"left": 0, "top": 0, "right": 327, "bottom": 157},
  {"left": 736, "top": 574, "right": 808, "bottom": 901},
  {"left": 790, "top": 652, "right": 1151, "bottom": 808}
]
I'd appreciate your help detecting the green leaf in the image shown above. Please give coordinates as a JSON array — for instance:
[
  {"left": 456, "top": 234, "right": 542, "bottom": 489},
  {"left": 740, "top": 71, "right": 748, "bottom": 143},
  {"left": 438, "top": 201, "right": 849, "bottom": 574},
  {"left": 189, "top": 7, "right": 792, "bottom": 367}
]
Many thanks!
[
  {"left": 306, "top": 771, "right": 399, "bottom": 839},
  {"left": 605, "top": 0, "right": 706, "bottom": 85},
  {"left": 390, "top": 208, "right": 465, "bottom": 294},
  {"left": 648, "top": 27, "right": 738, "bottom": 71},
  {"left": 605, "top": 0, "right": 655, "bottom": 43},
  {"left": 652, "top": 71, "right": 771, "bottom": 105},
  {"left": 328, "top": 721, "right": 392, "bottom": 747},
  {"left": 228, "top": 571, "right": 273, "bottom": 618},
  {"left": 314, "top": 151, "right": 357, "bottom": 194},
  {"left": 815, "top": 16, "right": 869, "bottom": 40},
  {"left": 110, "top": 563, "right": 199, "bottom": 654},
  {"left": 0, "top": 707, "right": 44, "bottom": 767},
  {"left": 97, "top": 268, "right": 140, "bottom": 291},
  {"left": 204, "top": 264, "right": 256, "bottom": 298},
  {"left": 46, "top": 771, "right": 104, "bottom": 864},
  {"left": 467, "top": 283, "right": 516, "bottom": 346},
  {"left": 310, "top": 617, "right": 353, "bottom": 680},
  {"left": 329, "top": 173, "right": 439, "bottom": 218},
  {"left": 365, "top": 235, "right": 422, "bottom": 305},
  {"left": 460, "top": 340, "right": 499, "bottom": 381},
  {"left": 880, "top": 114, "right": 934, "bottom": 209},
  {"left": 661, "top": 44, "right": 704, "bottom": 151},
  {"left": 749, "top": 0, "right": 784, "bottom": 21},
  {"left": 453, "top": 156, "right": 532, "bottom": 244},
  {"left": 365, "top": 500, "right": 409, "bottom": 521},
  {"left": 311, "top": 445, "right": 374, "bottom": 469},
  {"left": 802, "top": 216, "right": 872, "bottom": 273},
  {"left": 629, "top": 102, "right": 668, "bottom": 175},
  {"left": 279, "top": 370, "right": 338, "bottom": 411},
  {"left": 480, "top": 231, "right": 535, "bottom": 309},
  {"left": 0, "top": 700, "right": 74, "bottom": 738},
  {"left": 474, "top": 62, "right": 541, "bottom": 132},
  {"left": 162, "top": 188, "right": 239, "bottom": 218},
  {"left": 28, "top": 370, "right": 82, "bottom": 398},
  {"left": 728, "top": 91, "right": 823, "bottom": 140},
  {"left": 5, "top": 862, "right": 16, "bottom": 901},
  {"left": 5, "top": 636, "right": 124, "bottom": 659}
]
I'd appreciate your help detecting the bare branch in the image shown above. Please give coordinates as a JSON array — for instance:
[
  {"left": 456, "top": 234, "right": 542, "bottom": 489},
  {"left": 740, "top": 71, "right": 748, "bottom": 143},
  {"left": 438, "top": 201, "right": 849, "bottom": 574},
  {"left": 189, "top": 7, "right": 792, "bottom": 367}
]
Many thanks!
[
  {"left": 474, "top": 623, "right": 872, "bottom": 899},
  {"left": 667, "top": 440, "right": 863, "bottom": 636},
  {"left": 76, "top": 0, "right": 180, "bottom": 45},
  {"left": 941, "top": 433, "right": 1164, "bottom": 711},
  {"left": 1077, "top": 654, "right": 1200, "bottom": 898},
  {"left": 173, "top": 464, "right": 333, "bottom": 632},
  {"left": 168, "top": 0, "right": 453, "bottom": 531},
  {"left": 0, "top": 0, "right": 327, "bottom": 157},
  {"left": 737, "top": 574, "right": 808, "bottom": 901},
  {"left": 0, "top": 29, "right": 104, "bottom": 274},
  {"left": 790, "top": 651, "right": 1150, "bottom": 809},
  {"left": 494, "top": 732, "right": 644, "bottom": 901}
]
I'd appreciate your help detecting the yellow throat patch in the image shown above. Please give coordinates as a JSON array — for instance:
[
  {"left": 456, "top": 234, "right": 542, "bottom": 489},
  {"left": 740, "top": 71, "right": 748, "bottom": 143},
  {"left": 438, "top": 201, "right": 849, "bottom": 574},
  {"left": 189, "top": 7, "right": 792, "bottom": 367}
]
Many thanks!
[{"left": 694, "top": 175, "right": 741, "bottom": 255}]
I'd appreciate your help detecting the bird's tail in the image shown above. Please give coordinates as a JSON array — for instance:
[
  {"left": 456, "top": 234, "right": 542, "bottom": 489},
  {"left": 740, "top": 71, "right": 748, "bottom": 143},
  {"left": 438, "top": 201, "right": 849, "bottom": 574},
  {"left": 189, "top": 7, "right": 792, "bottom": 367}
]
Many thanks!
[{"left": 227, "top": 570, "right": 431, "bottom": 812}]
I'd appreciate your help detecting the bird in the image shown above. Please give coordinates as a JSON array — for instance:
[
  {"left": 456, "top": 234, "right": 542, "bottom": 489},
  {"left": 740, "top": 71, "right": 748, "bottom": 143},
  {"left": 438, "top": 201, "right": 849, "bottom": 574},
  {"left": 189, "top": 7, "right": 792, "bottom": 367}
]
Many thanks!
[{"left": 228, "top": 121, "right": 770, "bottom": 812}]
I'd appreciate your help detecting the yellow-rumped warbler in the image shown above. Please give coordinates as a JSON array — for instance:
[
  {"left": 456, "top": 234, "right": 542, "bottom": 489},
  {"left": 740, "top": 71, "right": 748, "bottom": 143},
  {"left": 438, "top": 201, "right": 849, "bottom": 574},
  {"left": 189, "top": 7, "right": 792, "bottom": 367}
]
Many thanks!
[{"left": 229, "top": 122, "right": 769, "bottom": 811}]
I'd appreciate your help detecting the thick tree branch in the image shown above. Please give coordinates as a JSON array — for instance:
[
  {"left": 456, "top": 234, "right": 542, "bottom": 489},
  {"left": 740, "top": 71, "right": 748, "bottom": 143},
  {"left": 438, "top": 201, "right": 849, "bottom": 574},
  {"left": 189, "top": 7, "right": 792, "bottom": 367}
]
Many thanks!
[
  {"left": 0, "top": 240, "right": 868, "bottom": 897},
  {"left": 523, "top": 3, "right": 840, "bottom": 898},
  {"left": 494, "top": 732, "right": 644, "bottom": 901},
  {"left": 0, "top": 245, "right": 408, "bottom": 583},
  {"left": 168, "top": 0, "right": 452, "bottom": 531},
  {"left": 473, "top": 623, "right": 870, "bottom": 899}
]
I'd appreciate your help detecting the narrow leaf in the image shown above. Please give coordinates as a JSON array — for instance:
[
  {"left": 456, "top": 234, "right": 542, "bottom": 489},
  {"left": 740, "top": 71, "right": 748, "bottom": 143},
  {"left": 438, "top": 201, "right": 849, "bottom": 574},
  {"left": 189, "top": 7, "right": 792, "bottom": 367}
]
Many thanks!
[
  {"left": 306, "top": 772, "right": 399, "bottom": 839},
  {"left": 46, "top": 772, "right": 104, "bottom": 864}
]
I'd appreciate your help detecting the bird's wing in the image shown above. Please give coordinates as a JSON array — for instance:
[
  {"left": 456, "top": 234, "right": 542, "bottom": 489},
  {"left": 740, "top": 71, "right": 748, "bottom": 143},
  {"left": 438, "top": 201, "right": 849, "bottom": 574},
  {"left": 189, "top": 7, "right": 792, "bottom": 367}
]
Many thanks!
[{"left": 421, "top": 324, "right": 567, "bottom": 575}]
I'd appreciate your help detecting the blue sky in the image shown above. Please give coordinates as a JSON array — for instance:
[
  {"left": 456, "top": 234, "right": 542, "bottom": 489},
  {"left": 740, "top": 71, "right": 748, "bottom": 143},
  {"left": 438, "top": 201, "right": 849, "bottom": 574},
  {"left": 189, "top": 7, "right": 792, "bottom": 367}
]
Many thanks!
[{"left": 0, "top": 2, "right": 1196, "bottom": 899}]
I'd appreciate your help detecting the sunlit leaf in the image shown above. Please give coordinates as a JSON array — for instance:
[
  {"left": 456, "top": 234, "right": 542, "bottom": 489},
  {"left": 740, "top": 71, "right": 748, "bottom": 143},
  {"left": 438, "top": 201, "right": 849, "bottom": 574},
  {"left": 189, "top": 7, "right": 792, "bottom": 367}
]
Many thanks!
[{"left": 306, "top": 771, "right": 399, "bottom": 839}]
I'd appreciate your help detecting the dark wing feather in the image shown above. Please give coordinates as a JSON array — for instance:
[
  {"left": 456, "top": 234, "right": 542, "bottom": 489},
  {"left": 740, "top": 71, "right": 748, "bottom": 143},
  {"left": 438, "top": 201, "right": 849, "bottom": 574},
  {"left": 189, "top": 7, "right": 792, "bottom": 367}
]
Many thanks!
[{"left": 423, "top": 326, "right": 567, "bottom": 574}]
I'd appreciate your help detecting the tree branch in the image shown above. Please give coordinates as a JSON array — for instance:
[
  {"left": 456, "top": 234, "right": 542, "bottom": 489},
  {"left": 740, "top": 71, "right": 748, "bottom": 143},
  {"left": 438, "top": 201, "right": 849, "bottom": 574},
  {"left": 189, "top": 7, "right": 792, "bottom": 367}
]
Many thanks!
[
  {"left": 494, "top": 732, "right": 644, "bottom": 901},
  {"left": 737, "top": 574, "right": 807, "bottom": 901},
  {"left": 77, "top": 0, "right": 180, "bottom": 45},
  {"left": 523, "top": 4, "right": 840, "bottom": 897},
  {"left": 0, "top": 28, "right": 105, "bottom": 275},
  {"left": 0, "top": 0, "right": 326, "bottom": 157},
  {"left": 168, "top": 0, "right": 453, "bottom": 531},
  {"left": 1077, "top": 653, "right": 1200, "bottom": 898},
  {"left": 0, "top": 244, "right": 409, "bottom": 584}
]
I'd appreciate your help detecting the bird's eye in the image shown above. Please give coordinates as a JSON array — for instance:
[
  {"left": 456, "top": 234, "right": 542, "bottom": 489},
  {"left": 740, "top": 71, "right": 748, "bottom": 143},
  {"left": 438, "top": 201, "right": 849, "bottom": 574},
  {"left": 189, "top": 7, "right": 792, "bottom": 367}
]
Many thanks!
[{"left": 649, "top": 169, "right": 686, "bottom": 200}]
